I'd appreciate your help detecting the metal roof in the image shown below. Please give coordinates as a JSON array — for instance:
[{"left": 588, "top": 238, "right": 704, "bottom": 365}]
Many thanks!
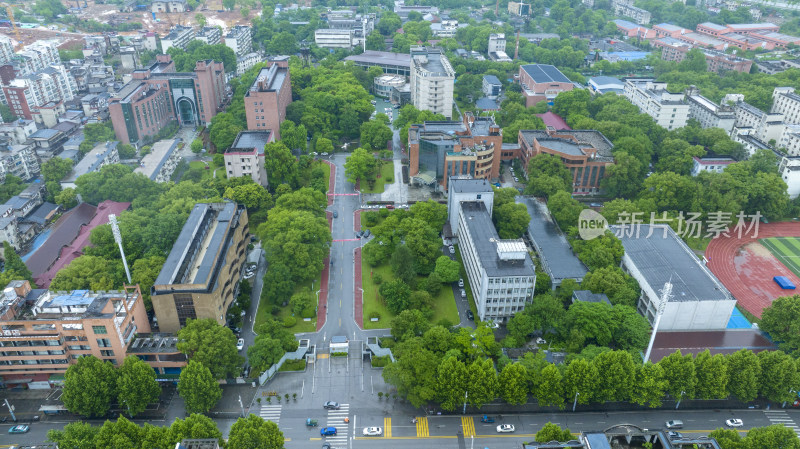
[
  {"left": 460, "top": 201, "right": 535, "bottom": 277},
  {"left": 449, "top": 178, "right": 492, "bottom": 193},
  {"left": 520, "top": 64, "right": 571, "bottom": 84},
  {"left": 612, "top": 224, "right": 731, "bottom": 303}
]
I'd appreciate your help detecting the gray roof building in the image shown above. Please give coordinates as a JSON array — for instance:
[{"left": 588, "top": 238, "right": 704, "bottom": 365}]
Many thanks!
[{"left": 520, "top": 64, "right": 571, "bottom": 84}]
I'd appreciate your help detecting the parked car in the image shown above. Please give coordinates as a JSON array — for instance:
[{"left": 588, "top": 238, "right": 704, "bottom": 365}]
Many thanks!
[
  {"left": 665, "top": 420, "right": 684, "bottom": 429},
  {"left": 9, "top": 425, "right": 29, "bottom": 434},
  {"left": 333, "top": 211, "right": 338, "bottom": 218},
  {"left": 449, "top": 245, "right": 455, "bottom": 254},
  {"left": 726, "top": 419, "right": 743, "bottom": 427},
  {"left": 460, "top": 289, "right": 466, "bottom": 298},
  {"left": 364, "top": 229, "right": 371, "bottom": 237},
  {"left": 497, "top": 424, "right": 515, "bottom": 433},
  {"left": 363, "top": 427, "right": 383, "bottom": 436},
  {"left": 320, "top": 427, "right": 337, "bottom": 436},
  {"left": 667, "top": 431, "right": 683, "bottom": 440},
  {"left": 589, "top": 202, "right": 603, "bottom": 208},
  {"left": 323, "top": 401, "right": 340, "bottom": 410},
  {"left": 466, "top": 310, "right": 474, "bottom": 320},
  {"left": 458, "top": 278, "right": 464, "bottom": 287},
  {"left": 237, "top": 339, "right": 244, "bottom": 351}
]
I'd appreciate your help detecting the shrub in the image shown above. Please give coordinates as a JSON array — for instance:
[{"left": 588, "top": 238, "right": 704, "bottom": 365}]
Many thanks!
[
  {"left": 373, "top": 273, "right": 383, "bottom": 285},
  {"left": 270, "top": 305, "right": 281, "bottom": 315},
  {"left": 379, "top": 208, "right": 390, "bottom": 218},
  {"left": 371, "top": 355, "right": 390, "bottom": 367},
  {"left": 369, "top": 311, "right": 381, "bottom": 320},
  {"left": 385, "top": 177, "right": 393, "bottom": 183},
  {"left": 282, "top": 316, "right": 297, "bottom": 328},
  {"left": 301, "top": 307, "right": 316, "bottom": 319},
  {"left": 364, "top": 211, "right": 380, "bottom": 227},
  {"left": 379, "top": 337, "right": 396, "bottom": 348}
]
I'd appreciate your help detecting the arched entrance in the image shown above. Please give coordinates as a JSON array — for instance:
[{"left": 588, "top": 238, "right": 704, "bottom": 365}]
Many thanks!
[{"left": 176, "top": 97, "right": 197, "bottom": 126}]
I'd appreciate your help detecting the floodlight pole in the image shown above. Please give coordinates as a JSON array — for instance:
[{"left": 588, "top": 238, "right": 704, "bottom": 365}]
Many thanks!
[
  {"left": 109, "top": 214, "right": 132, "bottom": 284},
  {"left": 643, "top": 281, "right": 672, "bottom": 365}
]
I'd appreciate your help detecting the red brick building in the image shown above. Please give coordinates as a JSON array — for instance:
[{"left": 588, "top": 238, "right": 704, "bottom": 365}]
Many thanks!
[
  {"left": 244, "top": 56, "right": 292, "bottom": 139},
  {"left": 518, "top": 64, "right": 574, "bottom": 107}
]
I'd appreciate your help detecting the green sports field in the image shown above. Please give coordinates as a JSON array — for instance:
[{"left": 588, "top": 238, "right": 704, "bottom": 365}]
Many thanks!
[{"left": 760, "top": 237, "right": 800, "bottom": 278}]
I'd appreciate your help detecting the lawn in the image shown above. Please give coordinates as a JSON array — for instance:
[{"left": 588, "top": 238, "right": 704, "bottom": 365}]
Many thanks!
[
  {"left": 760, "top": 237, "right": 800, "bottom": 278},
  {"left": 361, "top": 261, "right": 459, "bottom": 330},
  {"left": 185, "top": 159, "right": 226, "bottom": 180},
  {"left": 361, "top": 162, "right": 395, "bottom": 194},
  {"left": 254, "top": 278, "right": 318, "bottom": 334}
]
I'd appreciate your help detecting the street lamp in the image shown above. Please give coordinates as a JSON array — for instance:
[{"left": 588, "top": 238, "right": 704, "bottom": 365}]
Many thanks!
[
  {"left": 462, "top": 390, "right": 468, "bottom": 415},
  {"left": 572, "top": 391, "right": 580, "bottom": 412},
  {"left": 3, "top": 398, "right": 16, "bottom": 422},
  {"left": 675, "top": 390, "right": 686, "bottom": 410}
]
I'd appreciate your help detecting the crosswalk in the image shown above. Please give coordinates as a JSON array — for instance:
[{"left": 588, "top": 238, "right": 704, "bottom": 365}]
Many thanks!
[
  {"left": 416, "top": 417, "right": 429, "bottom": 437},
  {"left": 765, "top": 410, "right": 800, "bottom": 435},
  {"left": 324, "top": 403, "right": 350, "bottom": 448},
  {"left": 259, "top": 404, "right": 282, "bottom": 426},
  {"left": 461, "top": 416, "right": 476, "bottom": 437},
  {"left": 384, "top": 417, "right": 392, "bottom": 438}
]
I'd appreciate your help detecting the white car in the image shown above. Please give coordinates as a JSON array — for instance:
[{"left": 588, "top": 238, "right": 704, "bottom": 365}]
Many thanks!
[
  {"left": 497, "top": 424, "right": 515, "bottom": 433},
  {"left": 460, "top": 289, "right": 466, "bottom": 298},
  {"left": 458, "top": 278, "right": 464, "bottom": 287},
  {"left": 449, "top": 245, "right": 455, "bottom": 254},
  {"left": 362, "top": 426, "right": 383, "bottom": 436},
  {"left": 244, "top": 272, "right": 255, "bottom": 279},
  {"left": 726, "top": 419, "right": 743, "bottom": 427},
  {"left": 236, "top": 338, "right": 244, "bottom": 351}
]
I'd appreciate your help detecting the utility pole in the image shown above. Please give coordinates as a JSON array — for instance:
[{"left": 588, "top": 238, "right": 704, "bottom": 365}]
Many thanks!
[{"left": 643, "top": 280, "right": 672, "bottom": 364}]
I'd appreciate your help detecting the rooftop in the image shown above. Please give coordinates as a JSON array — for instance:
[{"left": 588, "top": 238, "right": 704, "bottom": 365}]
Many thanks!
[
  {"left": 483, "top": 74, "right": 501, "bottom": 85},
  {"left": 460, "top": 201, "right": 535, "bottom": 277},
  {"left": 699, "top": 21, "right": 727, "bottom": 31},
  {"left": 518, "top": 197, "right": 588, "bottom": 283},
  {"left": 127, "top": 333, "right": 181, "bottom": 354},
  {"left": 344, "top": 50, "right": 411, "bottom": 68},
  {"left": 612, "top": 19, "right": 640, "bottom": 29},
  {"left": 63, "top": 141, "right": 118, "bottom": 184},
  {"left": 536, "top": 112, "right": 570, "bottom": 130},
  {"left": 520, "top": 64, "right": 571, "bottom": 84},
  {"left": 449, "top": 178, "right": 492, "bottom": 193},
  {"left": 248, "top": 64, "right": 287, "bottom": 93},
  {"left": 649, "top": 329, "right": 774, "bottom": 362},
  {"left": 134, "top": 139, "right": 178, "bottom": 180},
  {"left": 655, "top": 22, "right": 684, "bottom": 32},
  {"left": 25, "top": 202, "right": 96, "bottom": 277},
  {"left": 519, "top": 129, "right": 614, "bottom": 161},
  {"left": 612, "top": 224, "right": 732, "bottom": 302},
  {"left": 227, "top": 130, "right": 272, "bottom": 154},
  {"left": 412, "top": 47, "right": 454, "bottom": 77},
  {"left": 572, "top": 290, "right": 611, "bottom": 305}
]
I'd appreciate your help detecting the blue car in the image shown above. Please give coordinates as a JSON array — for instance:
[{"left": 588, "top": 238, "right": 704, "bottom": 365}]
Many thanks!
[{"left": 321, "top": 427, "right": 337, "bottom": 436}]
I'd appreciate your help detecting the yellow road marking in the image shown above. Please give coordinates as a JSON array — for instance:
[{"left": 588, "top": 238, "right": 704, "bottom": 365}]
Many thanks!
[
  {"left": 317, "top": 353, "right": 329, "bottom": 359},
  {"left": 385, "top": 417, "right": 392, "bottom": 438},
  {"left": 461, "top": 416, "right": 475, "bottom": 437},
  {"left": 416, "top": 417, "right": 429, "bottom": 437}
]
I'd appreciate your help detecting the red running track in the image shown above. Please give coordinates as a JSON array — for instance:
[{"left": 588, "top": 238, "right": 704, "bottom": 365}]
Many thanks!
[{"left": 706, "top": 221, "right": 800, "bottom": 318}]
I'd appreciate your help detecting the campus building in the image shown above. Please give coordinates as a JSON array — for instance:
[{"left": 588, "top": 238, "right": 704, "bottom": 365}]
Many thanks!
[
  {"left": 408, "top": 113, "right": 503, "bottom": 190},
  {"left": 196, "top": 27, "right": 222, "bottom": 46},
  {"left": 0, "top": 281, "right": 150, "bottom": 389},
  {"left": 624, "top": 79, "right": 689, "bottom": 130},
  {"left": 612, "top": 0, "right": 651, "bottom": 24},
  {"left": 224, "top": 130, "right": 273, "bottom": 188},
  {"left": 771, "top": 87, "right": 800, "bottom": 126},
  {"left": 133, "top": 138, "right": 181, "bottom": 182},
  {"left": 225, "top": 25, "right": 252, "bottom": 57},
  {"left": 653, "top": 37, "right": 753, "bottom": 73},
  {"left": 109, "top": 54, "right": 226, "bottom": 145},
  {"left": 410, "top": 46, "right": 455, "bottom": 119},
  {"left": 448, "top": 179, "right": 536, "bottom": 324},
  {"left": 344, "top": 51, "right": 411, "bottom": 76},
  {"left": 518, "top": 64, "right": 573, "bottom": 108},
  {"left": 614, "top": 224, "right": 735, "bottom": 330},
  {"left": 160, "top": 25, "right": 195, "bottom": 53},
  {"left": 151, "top": 203, "right": 249, "bottom": 333},
  {"left": 244, "top": 57, "right": 292, "bottom": 139},
  {"left": 518, "top": 128, "right": 614, "bottom": 194},
  {"left": 488, "top": 34, "right": 512, "bottom": 62},
  {"left": 61, "top": 141, "right": 120, "bottom": 189},
  {"left": 685, "top": 87, "right": 736, "bottom": 134}
]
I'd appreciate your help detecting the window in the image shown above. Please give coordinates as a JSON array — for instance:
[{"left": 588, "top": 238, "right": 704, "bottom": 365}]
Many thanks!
[{"left": 92, "top": 325, "right": 107, "bottom": 335}]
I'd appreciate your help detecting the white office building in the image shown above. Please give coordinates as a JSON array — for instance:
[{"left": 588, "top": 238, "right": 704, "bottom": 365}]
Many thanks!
[
  {"left": 161, "top": 25, "right": 195, "bottom": 54},
  {"left": 410, "top": 46, "right": 455, "bottom": 119},
  {"left": 314, "top": 29, "right": 354, "bottom": 49},
  {"left": 624, "top": 79, "right": 689, "bottom": 130},
  {"left": 685, "top": 88, "right": 736, "bottom": 134},
  {"left": 225, "top": 25, "right": 252, "bottom": 57},
  {"left": 772, "top": 86, "right": 800, "bottom": 125},
  {"left": 196, "top": 27, "right": 222, "bottom": 46},
  {"left": 614, "top": 224, "right": 735, "bottom": 330},
  {"left": 779, "top": 153, "right": 800, "bottom": 199},
  {"left": 487, "top": 34, "right": 511, "bottom": 62}
]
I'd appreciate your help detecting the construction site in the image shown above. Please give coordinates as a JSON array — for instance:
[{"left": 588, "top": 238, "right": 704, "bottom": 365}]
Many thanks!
[{"left": 0, "top": 0, "right": 257, "bottom": 48}]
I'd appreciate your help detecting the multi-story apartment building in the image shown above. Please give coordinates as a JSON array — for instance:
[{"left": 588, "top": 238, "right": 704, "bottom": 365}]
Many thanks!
[
  {"left": 314, "top": 29, "right": 355, "bottom": 49},
  {"left": 685, "top": 87, "right": 736, "bottom": 133},
  {"left": 613, "top": 0, "right": 651, "bottom": 25},
  {"left": 483, "top": 75, "right": 502, "bottom": 99},
  {"left": 779, "top": 153, "right": 800, "bottom": 198},
  {"left": 196, "top": 27, "right": 222, "bottom": 46},
  {"left": 613, "top": 20, "right": 657, "bottom": 39},
  {"left": 446, "top": 178, "right": 495, "bottom": 237},
  {"left": 519, "top": 64, "right": 573, "bottom": 108},
  {"left": 408, "top": 113, "right": 503, "bottom": 189},
  {"left": 771, "top": 87, "right": 800, "bottom": 125},
  {"left": 110, "top": 55, "right": 226, "bottom": 145},
  {"left": 519, "top": 128, "right": 615, "bottom": 194},
  {"left": 393, "top": 0, "right": 439, "bottom": 19},
  {"left": 3, "top": 66, "right": 77, "bottom": 120},
  {"left": 732, "top": 97, "right": 785, "bottom": 145},
  {"left": 410, "top": 46, "right": 455, "bottom": 119},
  {"left": 151, "top": 202, "right": 249, "bottom": 333},
  {"left": 152, "top": 0, "right": 188, "bottom": 13},
  {"left": 236, "top": 52, "right": 263, "bottom": 77},
  {"left": 0, "top": 281, "right": 150, "bottom": 389},
  {"left": 61, "top": 141, "right": 120, "bottom": 189},
  {"left": 16, "top": 40, "right": 60, "bottom": 75},
  {"left": 325, "top": 13, "right": 375, "bottom": 48},
  {"left": 244, "top": 57, "right": 292, "bottom": 139},
  {"left": 0, "top": 35, "right": 14, "bottom": 66},
  {"left": 161, "top": 25, "right": 195, "bottom": 54},
  {"left": 225, "top": 25, "right": 252, "bottom": 57},
  {"left": 624, "top": 79, "right": 689, "bottom": 130},
  {"left": 0, "top": 119, "right": 37, "bottom": 146},
  {"left": 431, "top": 20, "right": 458, "bottom": 38},
  {"left": 224, "top": 130, "right": 273, "bottom": 188},
  {"left": 653, "top": 37, "right": 753, "bottom": 73},
  {"left": 133, "top": 138, "right": 181, "bottom": 182},
  {"left": 0, "top": 144, "right": 40, "bottom": 182},
  {"left": 488, "top": 34, "right": 512, "bottom": 62},
  {"left": 449, "top": 183, "right": 535, "bottom": 324},
  {"left": 508, "top": 1, "right": 531, "bottom": 16}
]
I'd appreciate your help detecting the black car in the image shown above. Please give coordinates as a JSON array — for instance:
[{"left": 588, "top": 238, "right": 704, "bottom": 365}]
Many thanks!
[
  {"left": 466, "top": 310, "right": 474, "bottom": 320},
  {"left": 333, "top": 211, "right": 338, "bottom": 218},
  {"left": 323, "top": 401, "right": 340, "bottom": 410},
  {"left": 364, "top": 229, "right": 371, "bottom": 237}
]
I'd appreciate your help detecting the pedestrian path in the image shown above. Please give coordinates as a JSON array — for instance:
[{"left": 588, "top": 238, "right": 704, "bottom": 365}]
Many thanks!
[
  {"left": 461, "top": 416, "right": 475, "bottom": 437},
  {"left": 325, "top": 403, "right": 350, "bottom": 448},
  {"left": 260, "top": 404, "right": 282, "bottom": 426},
  {"left": 764, "top": 410, "right": 800, "bottom": 435},
  {"left": 384, "top": 417, "right": 392, "bottom": 438},
  {"left": 416, "top": 416, "right": 429, "bottom": 437}
]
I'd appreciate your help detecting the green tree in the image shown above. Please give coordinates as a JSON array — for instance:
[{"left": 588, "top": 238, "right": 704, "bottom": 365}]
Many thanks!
[
  {"left": 164, "top": 414, "right": 223, "bottom": 447},
  {"left": 382, "top": 339, "right": 440, "bottom": 407},
  {"left": 377, "top": 12, "right": 402, "bottom": 35},
  {"left": 178, "top": 360, "right": 223, "bottom": 414},
  {"left": 117, "top": 356, "right": 161, "bottom": 417},
  {"left": 494, "top": 202, "right": 531, "bottom": 239},
  {"left": 263, "top": 142, "right": 297, "bottom": 187},
  {"left": 591, "top": 350, "right": 635, "bottom": 402},
  {"left": 630, "top": 363, "right": 668, "bottom": 407},
  {"left": 580, "top": 266, "right": 640, "bottom": 307},
  {"left": 642, "top": 171, "right": 697, "bottom": 213},
  {"left": 224, "top": 184, "right": 270, "bottom": 210},
  {"left": 694, "top": 350, "right": 728, "bottom": 400},
  {"left": 436, "top": 356, "right": 468, "bottom": 411},
  {"left": 760, "top": 295, "right": 800, "bottom": 356},
  {"left": 176, "top": 318, "right": 244, "bottom": 379},
  {"left": 467, "top": 358, "right": 499, "bottom": 408},
  {"left": 535, "top": 364, "right": 564, "bottom": 408},
  {"left": 499, "top": 362, "right": 529, "bottom": 405},
  {"left": 757, "top": 350, "right": 799, "bottom": 403},
  {"left": 409, "top": 200, "right": 448, "bottom": 229},
  {"left": 50, "top": 255, "right": 124, "bottom": 295},
  {"left": 526, "top": 153, "right": 573, "bottom": 197},
  {"left": 563, "top": 358, "right": 597, "bottom": 405},
  {"left": 744, "top": 425, "right": 800, "bottom": 449},
  {"left": 42, "top": 157, "right": 74, "bottom": 182},
  {"left": 131, "top": 255, "right": 165, "bottom": 311},
  {"left": 392, "top": 309, "right": 431, "bottom": 340},
  {"left": 709, "top": 428, "right": 744, "bottom": 449},
  {"left": 360, "top": 118, "right": 393, "bottom": 150},
  {"left": 434, "top": 255, "right": 461, "bottom": 283},
  {"left": 391, "top": 244, "right": 416, "bottom": 285},
  {"left": 535, "top": 422, "right": 574, "bottom": 443},
  {"left": 227, "top": 414, "right": 285, "bottom": 449},
  {"left": 47, "top": 422, "right": 99, "bottom": 449},
  {"left": 279, "top": 120, "right": 307, "bottom": 152},
  {"left": 316, "top": 137, "right": 334, "bottom": 154},
  {"left": 573, "top": 232, "right": 624, "bottom": 271},
  {"left": 658, "top": 350, "right": 697, "bottom": 401},
  {"left": 380, "top": 279, "right": 412, "bottom": 315},
  {"left": 365, "top": 30, "right": 386, "bottom": 50},
  {"left": 726, "top": 349, "right": 761, "bottom": 402},
  {"left": 2, "top": 241, "right": 33, "bottom": 282},
  {"left": 195, "top": 13, "right": 206, "bottom": 27},
  {"left": 62, "top": 356, "right": 117, "bottom": 417},
  {"left": 547, "top": 191, "right": 584, "bottom": 231},
  {"left": 190, "top": 139, "right": 203, "bottom": 153},
  {"left": 94, "top": 416, "right": 143, "bottom": 449},
  {"left": 0, "top": 103, "right": 17, "bottom": 122},
  {"left": 610, "top": 304, "right": 651, "bottom": 351},
  {"left": 209, "top": 112, "right": 243, "bottom": 151},
  {"left": 344, "top": 147, "right": 376, "bottom": 186}
]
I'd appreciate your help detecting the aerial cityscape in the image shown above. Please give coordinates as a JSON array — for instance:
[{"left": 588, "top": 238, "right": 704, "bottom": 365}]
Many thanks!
[{"left": 2, "top": 0, "right": 800, "bottom": 448}]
